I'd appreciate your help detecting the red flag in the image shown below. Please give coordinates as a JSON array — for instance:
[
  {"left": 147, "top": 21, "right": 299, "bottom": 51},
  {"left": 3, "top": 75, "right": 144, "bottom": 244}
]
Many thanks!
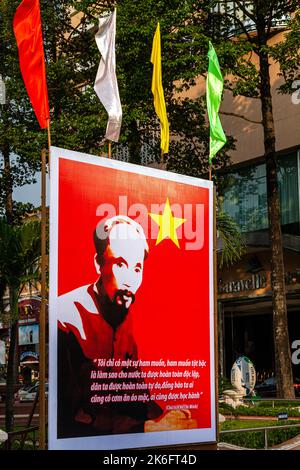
[{"left": 13, "top": 0, "right": 49, "bottom": 128}]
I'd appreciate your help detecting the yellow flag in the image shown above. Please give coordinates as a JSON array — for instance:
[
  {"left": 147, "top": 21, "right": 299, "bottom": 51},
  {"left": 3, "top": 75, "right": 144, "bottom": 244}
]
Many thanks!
[{"left": 150, "top": 23, "right": 169, "bottom": 154}]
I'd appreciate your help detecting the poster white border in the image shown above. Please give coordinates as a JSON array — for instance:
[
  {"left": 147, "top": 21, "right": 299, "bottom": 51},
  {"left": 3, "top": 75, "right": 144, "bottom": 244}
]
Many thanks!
[{"left": 48, "top": 146, "right": 215, "bottom": 450}]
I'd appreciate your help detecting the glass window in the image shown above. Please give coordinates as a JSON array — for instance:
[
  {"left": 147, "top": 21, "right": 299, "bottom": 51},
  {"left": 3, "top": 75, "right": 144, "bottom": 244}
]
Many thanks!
[
  {"left": 278, "top": 153, "right": 299, "bottom": 228},
  {"left": 210, "top": 1, "right": 289, "bottom": 36},
  {"left": 223, "top": 163, "right": 268, "bottom": 232},
  {"left": 223, "top": 152, "right": 299, "bottom": 234}
]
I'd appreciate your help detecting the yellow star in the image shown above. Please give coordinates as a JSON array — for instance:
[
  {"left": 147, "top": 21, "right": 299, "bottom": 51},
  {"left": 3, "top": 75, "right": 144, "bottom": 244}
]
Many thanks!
[{"left": 149, "top": 198, "right": 186, "bottom": 248}]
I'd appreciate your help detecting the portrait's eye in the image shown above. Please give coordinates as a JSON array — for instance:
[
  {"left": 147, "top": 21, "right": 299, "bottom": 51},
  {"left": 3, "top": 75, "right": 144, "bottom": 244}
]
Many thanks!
[
  {"left": 116, "top": 261, "right": 125, "bottom": 268},
  {"left": 135, "top": 266, "right": 141, "bottom": 273}
]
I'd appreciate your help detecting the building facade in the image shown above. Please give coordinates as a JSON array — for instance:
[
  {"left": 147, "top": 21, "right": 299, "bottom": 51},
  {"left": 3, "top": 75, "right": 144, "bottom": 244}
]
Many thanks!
[
  {"left": 0, "top": 285, "right": 46, "bottom": 386},
  {"left": 215, "top": 4, "right": 300, "bottom": 385}
]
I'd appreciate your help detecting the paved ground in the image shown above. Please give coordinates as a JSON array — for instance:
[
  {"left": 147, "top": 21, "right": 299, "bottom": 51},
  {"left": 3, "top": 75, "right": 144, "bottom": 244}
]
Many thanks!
[
  {"left": 271, "top": 434, "right": 300, "bottom": 450},
  {"left": 0, "top": 402, "right": 38, "bottom": 426}
]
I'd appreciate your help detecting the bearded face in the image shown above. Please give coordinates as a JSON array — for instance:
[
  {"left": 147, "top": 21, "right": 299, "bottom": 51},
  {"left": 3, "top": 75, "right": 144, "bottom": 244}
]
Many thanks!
[{"left": 97, "top": 223, "right": 145, "bottom": 313}]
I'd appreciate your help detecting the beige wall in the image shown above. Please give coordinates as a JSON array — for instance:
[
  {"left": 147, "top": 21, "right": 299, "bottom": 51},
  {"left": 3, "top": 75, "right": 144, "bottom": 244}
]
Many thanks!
[
  {"left": 179, "top": 30, "right": 300, "bottom": 164},
  {"left": 223, "top": 31, "right": 300, "bottom": 163}
]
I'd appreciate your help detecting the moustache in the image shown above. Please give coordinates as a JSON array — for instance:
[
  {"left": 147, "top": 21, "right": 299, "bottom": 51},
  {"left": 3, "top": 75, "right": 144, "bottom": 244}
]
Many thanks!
[{"left": 113, "top": 289, "right": 135, "bottom": 306}]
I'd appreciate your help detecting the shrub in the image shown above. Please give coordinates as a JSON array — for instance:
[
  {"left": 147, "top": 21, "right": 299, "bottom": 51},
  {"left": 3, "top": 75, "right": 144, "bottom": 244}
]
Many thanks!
[
  {"left": 220, "top": 420, "right": 300, "bottom": 449},
  {"left": 219, "top": 403, "right": 237, "bottom": 415},
  {"left": 233, "top": 406, "right": 300, "bottom": 417}
]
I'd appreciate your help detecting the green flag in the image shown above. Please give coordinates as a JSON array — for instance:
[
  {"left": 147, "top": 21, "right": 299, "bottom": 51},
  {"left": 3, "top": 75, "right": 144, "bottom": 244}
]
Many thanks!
[{"left": 206, "top": 42, "right": 227, "bottom": 162}]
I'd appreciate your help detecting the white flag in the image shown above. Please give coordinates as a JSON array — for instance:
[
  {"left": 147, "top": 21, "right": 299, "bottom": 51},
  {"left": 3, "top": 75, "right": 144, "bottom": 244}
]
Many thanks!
[{"left": 94, "top": 9, "right": 122, "bottom": 142}]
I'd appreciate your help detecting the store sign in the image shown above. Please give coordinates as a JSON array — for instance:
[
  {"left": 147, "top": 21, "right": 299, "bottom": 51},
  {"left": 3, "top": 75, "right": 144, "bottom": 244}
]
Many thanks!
[
  {"left": 19, "top": 324, "right": 39, "bottom": 345},
  {"left": 278, "top": 412, "right": 288, "bottom": 420},
  {"left": 20, "top": 351, "right": 39, "bottom": 362},
  {"left": 218, "top": 273, "right": 267, "bottom": 294},
  {"left": 18, "top": 297, "right": 41, "bottom": 324},
  {"left": 231, "top": 356, "right": 256, "bottom": 396}
]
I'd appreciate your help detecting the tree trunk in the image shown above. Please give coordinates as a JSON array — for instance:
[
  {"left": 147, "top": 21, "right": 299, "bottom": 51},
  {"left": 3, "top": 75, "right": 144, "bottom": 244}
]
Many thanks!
[
  {"left": 2, "top": 123, "right": 18, "bottom": 429},
  {"left": 128, "top": 120, "right": 142, "bottom": 164},
  {"left": 259, "top": 50, "right": 294, "bottom": 398},
  {"left": 2, "top": 141, "right": 13, "bottom": 225}
]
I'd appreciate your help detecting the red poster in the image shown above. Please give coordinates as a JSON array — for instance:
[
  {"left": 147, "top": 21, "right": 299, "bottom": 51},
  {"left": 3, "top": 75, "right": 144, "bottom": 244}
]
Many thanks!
[{"left": 49, "top": 147, "right": 215, "bottom": 450}]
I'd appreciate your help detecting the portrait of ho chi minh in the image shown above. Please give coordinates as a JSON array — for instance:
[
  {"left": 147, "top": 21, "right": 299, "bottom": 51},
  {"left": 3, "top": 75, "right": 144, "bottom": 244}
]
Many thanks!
[{"left": 57, "top": 215, "right": 197, "bottom": 438}]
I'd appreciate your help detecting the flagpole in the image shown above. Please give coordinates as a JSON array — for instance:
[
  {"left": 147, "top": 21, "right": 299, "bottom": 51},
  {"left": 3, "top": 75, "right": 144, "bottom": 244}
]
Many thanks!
[
  {"left": 39, "top": 147, "right": 47, "bottom": 450},
  {"left": 39, "top": 118, "right": 51, "bottom": 450},
  {"left": 209, "top": 164, "right": 212, "bottom": 181},
  {"left": 14, "top": 0, "right": 50, "bottom": 449},
  {"left": 108, "top": 141, "right": 111, "bottom": 159},
  {"left": 47, "top": 118, "right": 51, "bottom": 161},
  {"left": 213, "top": 186, "right": 219, "bottom": 445}
]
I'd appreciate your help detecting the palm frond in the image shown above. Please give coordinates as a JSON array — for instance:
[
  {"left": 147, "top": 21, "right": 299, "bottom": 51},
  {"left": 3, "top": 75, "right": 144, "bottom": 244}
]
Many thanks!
[
  {"left": 217, "top": 210, "right": 245, "bottom": 268},
  {"left": 0, "top": 218, "right": 41, "bottom": 319}
]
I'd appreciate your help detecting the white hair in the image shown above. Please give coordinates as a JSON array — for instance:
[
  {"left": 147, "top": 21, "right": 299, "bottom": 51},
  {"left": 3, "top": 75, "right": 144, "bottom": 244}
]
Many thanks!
[{"left": 94, "top": 215, "right": 149, "bottom": 258}]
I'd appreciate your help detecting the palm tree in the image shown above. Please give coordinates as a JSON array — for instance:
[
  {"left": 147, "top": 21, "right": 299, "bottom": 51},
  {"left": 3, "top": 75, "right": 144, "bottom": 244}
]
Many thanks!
[
  {"left": 217, "top": 210, "right": 245, "bottom": 268},
  {"left": 0, "top": 219, "right": 41, "bottom": 431}
]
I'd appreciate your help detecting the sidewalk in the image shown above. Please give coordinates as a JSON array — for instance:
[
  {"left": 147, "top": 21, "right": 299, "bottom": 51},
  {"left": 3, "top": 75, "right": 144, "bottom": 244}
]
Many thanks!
[{"left": 271, "top": 434, "right": 300, "bottom": 450}]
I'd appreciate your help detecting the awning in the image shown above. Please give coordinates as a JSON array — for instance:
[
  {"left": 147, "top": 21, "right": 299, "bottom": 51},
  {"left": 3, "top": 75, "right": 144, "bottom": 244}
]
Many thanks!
[{"left": 21, "top": 360, "right": 39, "bottom": 364}]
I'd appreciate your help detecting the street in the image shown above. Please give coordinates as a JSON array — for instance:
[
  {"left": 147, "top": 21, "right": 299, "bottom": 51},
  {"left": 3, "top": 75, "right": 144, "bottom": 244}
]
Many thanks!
[{"left": 0, "top": 401, "right": 39, "bottom": 426}]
